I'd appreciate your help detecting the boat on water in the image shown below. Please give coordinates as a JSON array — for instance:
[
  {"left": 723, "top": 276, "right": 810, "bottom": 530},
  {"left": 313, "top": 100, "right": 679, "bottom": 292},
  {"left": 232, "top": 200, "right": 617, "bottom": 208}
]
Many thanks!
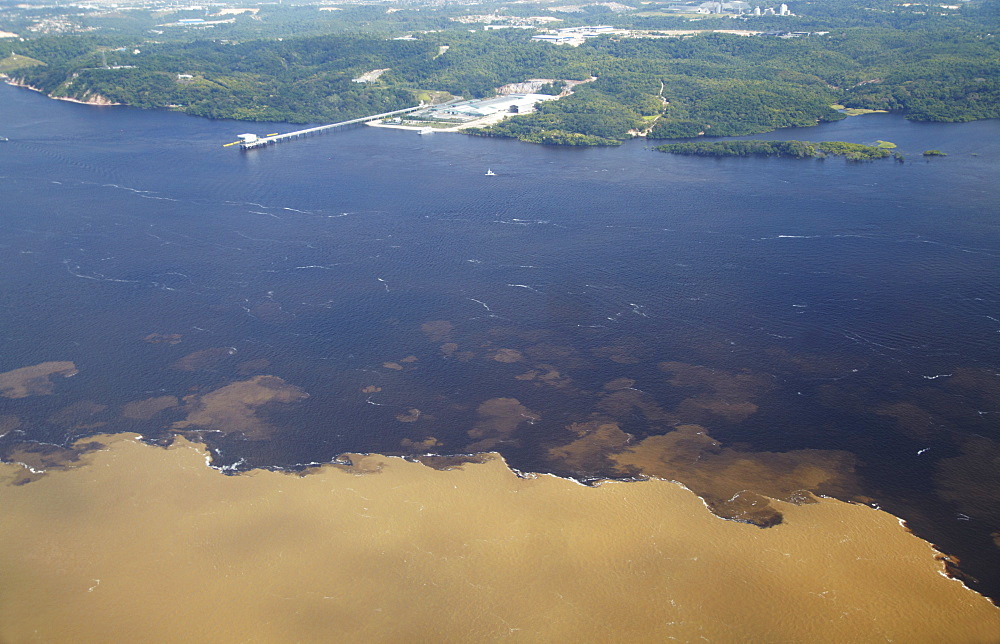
[
  {"left": 485, "top": 168, "right": 496, "bottom": 176},
  {"left": 418, "top": 127, "right": 434, "bottom": 135}
]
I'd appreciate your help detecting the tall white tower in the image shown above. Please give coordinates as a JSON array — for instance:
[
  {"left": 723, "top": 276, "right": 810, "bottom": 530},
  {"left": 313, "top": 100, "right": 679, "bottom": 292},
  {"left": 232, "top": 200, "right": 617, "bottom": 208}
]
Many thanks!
[{"left": 780, "top": 3, "right": 789, "bottom": 14}]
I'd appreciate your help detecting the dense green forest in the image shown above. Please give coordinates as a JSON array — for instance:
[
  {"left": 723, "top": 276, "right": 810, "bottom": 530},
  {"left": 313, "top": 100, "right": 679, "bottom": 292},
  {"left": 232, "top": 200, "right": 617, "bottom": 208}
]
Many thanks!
[
  {"left": 2, "top": 0, "right": 999, "bottom": 143},
  {"left": 655, "top": 139, "right": 892, "bottom": 159}
]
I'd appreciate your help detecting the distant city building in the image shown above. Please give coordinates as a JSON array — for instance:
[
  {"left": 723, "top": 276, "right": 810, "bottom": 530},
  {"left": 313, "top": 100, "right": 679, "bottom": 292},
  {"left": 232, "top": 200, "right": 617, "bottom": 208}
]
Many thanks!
[
  {"left": 531, "top": 33, "right": 578, "bottom": 44},
  {"left": 533, "top": 25, "right": 616, "bottom": 45}
]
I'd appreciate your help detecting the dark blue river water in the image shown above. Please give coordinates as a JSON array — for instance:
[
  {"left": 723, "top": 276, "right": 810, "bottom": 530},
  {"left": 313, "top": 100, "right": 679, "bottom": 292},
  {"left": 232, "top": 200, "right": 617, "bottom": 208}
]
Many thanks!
[{"left": 1, "top": 82, "right": 998, "bottom": 598}]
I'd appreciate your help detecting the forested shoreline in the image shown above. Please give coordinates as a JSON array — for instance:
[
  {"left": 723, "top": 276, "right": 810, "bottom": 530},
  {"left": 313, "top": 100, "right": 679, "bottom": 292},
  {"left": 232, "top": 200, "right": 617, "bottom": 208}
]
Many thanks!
[
  {"left": 655, "top": 139, "right": 893, "bottom": 159},
  {"left": 2, "top": 0, "right": 999, "bottom": 144}
]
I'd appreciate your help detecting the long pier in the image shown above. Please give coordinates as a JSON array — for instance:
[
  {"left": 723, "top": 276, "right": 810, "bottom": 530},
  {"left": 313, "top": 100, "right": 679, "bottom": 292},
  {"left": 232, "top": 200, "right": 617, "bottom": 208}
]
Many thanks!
[{"left": 235, "top": 105, "right": 423, "bottom": 150}]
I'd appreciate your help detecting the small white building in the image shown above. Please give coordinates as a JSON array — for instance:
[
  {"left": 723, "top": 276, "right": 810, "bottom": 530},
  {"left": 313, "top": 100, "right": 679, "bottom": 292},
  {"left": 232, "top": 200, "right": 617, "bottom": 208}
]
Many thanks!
[{"left": 435, "top": 104, "right": 495, "bottom": 119}]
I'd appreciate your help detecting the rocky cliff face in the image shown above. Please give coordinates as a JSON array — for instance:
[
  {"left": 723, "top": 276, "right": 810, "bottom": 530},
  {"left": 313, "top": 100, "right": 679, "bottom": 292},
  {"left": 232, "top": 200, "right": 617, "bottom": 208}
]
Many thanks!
[
  {"left": 68, "top": 91, "right": 118, "bottom": 105},
  {"left": 3, "top": 77, "right": 119, "bottom": 106}
]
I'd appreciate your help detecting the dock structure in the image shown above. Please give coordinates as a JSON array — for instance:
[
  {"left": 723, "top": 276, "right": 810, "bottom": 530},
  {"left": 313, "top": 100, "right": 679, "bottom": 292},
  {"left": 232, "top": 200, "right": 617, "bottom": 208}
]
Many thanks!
[{"left": 236, "top": 105, "right": 423, "bottom": 150}]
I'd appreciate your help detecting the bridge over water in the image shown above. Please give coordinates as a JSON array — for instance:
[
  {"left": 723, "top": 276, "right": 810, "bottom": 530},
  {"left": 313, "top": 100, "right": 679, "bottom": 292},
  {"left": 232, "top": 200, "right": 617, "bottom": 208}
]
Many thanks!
[{"left": 233, "top": 105, "right": 423, "bottom": 150}]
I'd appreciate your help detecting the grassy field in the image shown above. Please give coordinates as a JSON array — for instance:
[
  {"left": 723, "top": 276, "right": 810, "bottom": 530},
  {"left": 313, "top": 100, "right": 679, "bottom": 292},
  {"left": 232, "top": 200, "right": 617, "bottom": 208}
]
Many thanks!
[
  {"left": 0, "top": 54, "right": 45, "bottom": 74},
  {"left": 831, "top": 104, "right": 889, "bottom": 116}
]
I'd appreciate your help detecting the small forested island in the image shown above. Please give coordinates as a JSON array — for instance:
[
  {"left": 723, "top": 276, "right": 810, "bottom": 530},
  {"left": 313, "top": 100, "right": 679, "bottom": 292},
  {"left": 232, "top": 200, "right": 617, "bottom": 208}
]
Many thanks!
[
  {"left": 1, "top": 0, "right": 999, "bottom": 145},
  {"left": 655, "top": 140, "right": 892, "bottom": 160}
]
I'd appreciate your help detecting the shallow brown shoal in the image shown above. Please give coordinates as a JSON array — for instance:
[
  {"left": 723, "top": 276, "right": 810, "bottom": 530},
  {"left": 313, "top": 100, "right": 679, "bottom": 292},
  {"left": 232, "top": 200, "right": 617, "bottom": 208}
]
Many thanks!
[
  {"left": 1, "top": 434, "right": 997, "bottom": 642},
  {"left": 0, "top": 360, "right": 77, "bottom": 399}
]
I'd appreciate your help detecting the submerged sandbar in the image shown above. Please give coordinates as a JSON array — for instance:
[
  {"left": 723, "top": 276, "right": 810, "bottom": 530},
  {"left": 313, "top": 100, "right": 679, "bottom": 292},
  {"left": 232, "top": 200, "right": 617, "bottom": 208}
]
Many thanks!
[{"left": 1, "top": 434, "right": 997, "bottom": 642}]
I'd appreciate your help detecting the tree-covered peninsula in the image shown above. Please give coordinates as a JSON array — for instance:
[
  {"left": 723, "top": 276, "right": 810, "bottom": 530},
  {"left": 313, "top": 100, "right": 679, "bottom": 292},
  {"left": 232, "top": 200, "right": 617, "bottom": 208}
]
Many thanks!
[
  {"left": 1, "top": 0, "right": 999, "bottom": 144},
  {"left": 655, "top": 140, "right": 891, "bottom": 159}
]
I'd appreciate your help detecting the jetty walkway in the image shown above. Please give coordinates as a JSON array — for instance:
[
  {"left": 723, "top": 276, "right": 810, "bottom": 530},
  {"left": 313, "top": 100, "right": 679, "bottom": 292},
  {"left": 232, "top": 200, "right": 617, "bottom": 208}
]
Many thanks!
[{"left": 234, "top": 105, "right": 423, "bottom": 150}]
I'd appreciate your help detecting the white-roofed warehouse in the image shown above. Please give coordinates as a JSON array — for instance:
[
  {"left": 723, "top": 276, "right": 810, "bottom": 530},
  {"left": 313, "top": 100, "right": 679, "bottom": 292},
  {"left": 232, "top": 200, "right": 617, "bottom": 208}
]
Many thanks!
[{"left": 423, "top": 94, "right": 558, "bottom": 122}]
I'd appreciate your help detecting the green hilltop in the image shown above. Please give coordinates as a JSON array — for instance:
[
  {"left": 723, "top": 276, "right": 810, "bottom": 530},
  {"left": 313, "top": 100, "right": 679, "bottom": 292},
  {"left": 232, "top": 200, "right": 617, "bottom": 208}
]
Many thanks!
[{"left": 3, "top": 0, "right": 1000, "bottom": 145}]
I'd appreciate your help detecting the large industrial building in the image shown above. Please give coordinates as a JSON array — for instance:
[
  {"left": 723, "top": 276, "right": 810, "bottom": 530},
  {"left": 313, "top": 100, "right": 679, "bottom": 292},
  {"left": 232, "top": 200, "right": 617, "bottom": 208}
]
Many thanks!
[{"left": 418, "top": 94, "right": 559, "bottom": 123}]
